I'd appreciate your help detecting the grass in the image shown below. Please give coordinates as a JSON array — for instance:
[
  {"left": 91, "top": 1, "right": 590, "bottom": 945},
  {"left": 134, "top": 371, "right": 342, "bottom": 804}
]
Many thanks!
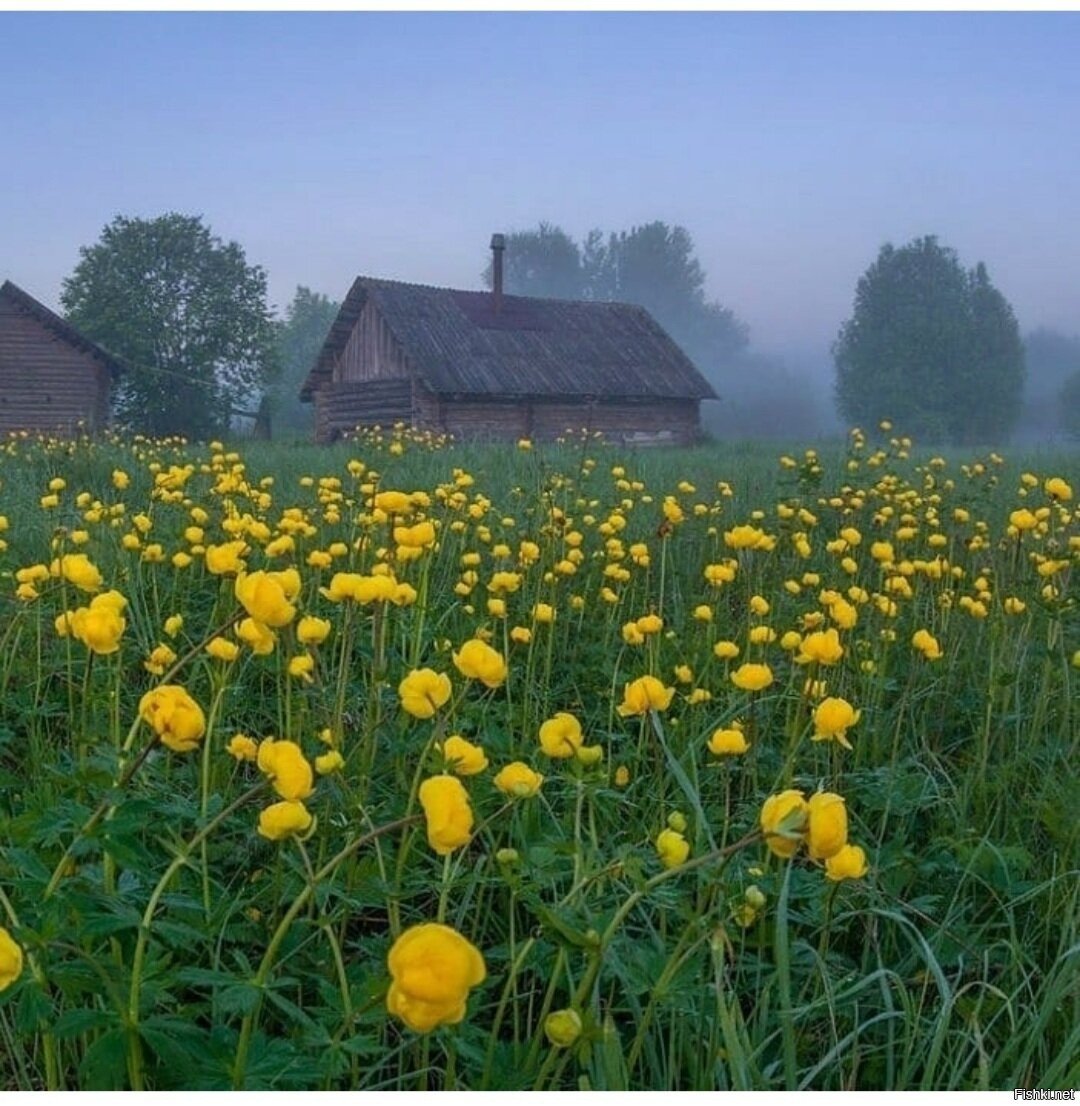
[{"left": 0, "top": 424, "right": 1076, "bottom": 1091}]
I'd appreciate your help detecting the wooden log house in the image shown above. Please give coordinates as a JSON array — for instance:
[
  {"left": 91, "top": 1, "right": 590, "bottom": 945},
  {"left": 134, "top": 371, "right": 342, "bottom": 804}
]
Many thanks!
[
  {"left": 300, "top": 236, "right": 716, "bottom": 444},
  {"left": 0, "top": 280, "right": 122, "bottom": 435}
]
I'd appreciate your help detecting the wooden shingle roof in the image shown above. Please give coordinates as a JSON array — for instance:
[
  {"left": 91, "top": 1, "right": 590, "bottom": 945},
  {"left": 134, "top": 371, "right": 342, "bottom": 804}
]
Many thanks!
[
  {"left": 0, "top": 280, "right": 126, "bottom": 379},
  {"left": 300, "top": 277, "right": 716, "bottom": 402}
]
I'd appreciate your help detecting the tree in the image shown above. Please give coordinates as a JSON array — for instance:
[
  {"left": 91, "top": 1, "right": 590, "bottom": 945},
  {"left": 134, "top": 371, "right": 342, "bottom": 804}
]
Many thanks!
[
  {"left": 62, "top": 214, "right": 277, "bottom": 438},
  {"left": 834, "top": 236, "right": 1025, "bottom": 444},
  {"left": 1060, "top": 369, "right": 1080, "bottom": 440},
  {"left": 483, "top": 220, "right": 748, "bottom": 385},
  {"left": 1019, "top": 328, "right": 1080, "bottom": 440},
  {"left": 268, "top": 287, "right": 340, "bottom": 436},
  {"left": 480, "top": 223, "right": 582, "bottom": 300}
]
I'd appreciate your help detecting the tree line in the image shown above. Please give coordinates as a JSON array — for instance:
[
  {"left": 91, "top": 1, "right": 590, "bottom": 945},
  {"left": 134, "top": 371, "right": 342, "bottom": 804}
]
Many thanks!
[{"left": 58, "top": 213, "right": 1080, "bottom": 442}]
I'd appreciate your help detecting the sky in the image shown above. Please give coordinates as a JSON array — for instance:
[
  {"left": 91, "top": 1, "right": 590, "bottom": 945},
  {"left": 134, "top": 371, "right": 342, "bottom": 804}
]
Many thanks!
[{"left": 3, "top": 11, "right": 1080, "bottom": 370}]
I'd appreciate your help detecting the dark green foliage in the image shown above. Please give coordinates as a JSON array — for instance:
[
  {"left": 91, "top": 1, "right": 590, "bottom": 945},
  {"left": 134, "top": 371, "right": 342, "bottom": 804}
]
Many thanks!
[
  {"left": 834, "top": 237, "right": 1025, "bottom": 444},
  {"left": 61, "top": 214, "right": 277, "bottom": 439},
  {"left": 268, "top": 286, "right": 340, "bottom": 436},
  {"left": 1057, "top": 368, "right": 1080, "bottom": 440},
  {"left": 1019, "top": 328, "right": 1080, "bottom": 440},
  {"left": 482, "top": 221, "right": 749, "bottom": 387}
]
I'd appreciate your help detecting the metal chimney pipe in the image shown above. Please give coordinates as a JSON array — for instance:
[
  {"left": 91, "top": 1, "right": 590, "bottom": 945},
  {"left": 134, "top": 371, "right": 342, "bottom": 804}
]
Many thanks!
[{"left": 490, "top": 233, "right": 505, "bottom": 314}]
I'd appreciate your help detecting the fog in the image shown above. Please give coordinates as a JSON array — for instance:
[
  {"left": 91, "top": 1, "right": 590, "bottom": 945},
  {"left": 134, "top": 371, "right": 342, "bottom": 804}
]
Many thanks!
[{"left": 2, "top": 12, "right": 1079, "bottom": 443}]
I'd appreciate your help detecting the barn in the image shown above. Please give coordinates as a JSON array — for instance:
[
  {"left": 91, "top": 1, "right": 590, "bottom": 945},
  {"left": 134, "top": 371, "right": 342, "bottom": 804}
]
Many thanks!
[
  {"left": 0, "top": 280, "right": 122, "bottom": 435},
  {"left": 300, "top": 237, "right": 716, "bottom": 445}
]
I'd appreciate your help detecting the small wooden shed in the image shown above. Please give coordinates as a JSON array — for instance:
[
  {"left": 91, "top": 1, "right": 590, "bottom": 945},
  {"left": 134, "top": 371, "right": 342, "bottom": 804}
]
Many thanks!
[
  {"left": 300, "top": 245, "right": 716, "bottom": 445},
  {"left": 0, "top": 280, "right": 122, "bottom": 435}
]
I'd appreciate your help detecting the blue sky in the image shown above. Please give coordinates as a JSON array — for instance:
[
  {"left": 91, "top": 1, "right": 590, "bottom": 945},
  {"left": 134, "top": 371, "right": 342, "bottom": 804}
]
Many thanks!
[{"left": 3, "top": 11, "right": 1079, "bottom": 365}]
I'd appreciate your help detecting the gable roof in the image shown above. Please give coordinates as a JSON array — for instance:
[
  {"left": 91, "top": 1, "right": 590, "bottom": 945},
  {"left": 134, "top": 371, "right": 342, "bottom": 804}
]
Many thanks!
[
  {"left": 1, "top": 280, "right": 127, "bottom": 379},
  {"left": 300, "top": 277, "right": 717, "bottom": 402}
]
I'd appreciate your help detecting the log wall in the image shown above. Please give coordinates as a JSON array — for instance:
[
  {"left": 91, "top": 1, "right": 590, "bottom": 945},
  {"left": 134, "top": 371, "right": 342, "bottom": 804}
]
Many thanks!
[
  {"left": 0, "top": 299, "right": 109, "bottom": 434},
  {"left": 314, "top": 379, "right": 414, "bottom": 442},
  {"left": 335, "top": 300, "right": 411, "bottom": 383}
]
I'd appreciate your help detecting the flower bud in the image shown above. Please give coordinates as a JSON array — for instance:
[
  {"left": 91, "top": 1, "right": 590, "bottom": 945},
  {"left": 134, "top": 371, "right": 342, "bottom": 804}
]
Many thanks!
[
  {"left": 666, "top": 811, "right": 688, "bottom": 833},
  {"left": 495, "top": 847, "right": 519, "bottom": 866},
  {"left": 544, "top": 1008, "right": 583, "bottom": 1048},
  {"left": 744, "top": 884, "right": 766, "bottom": 910},
  {"left": 575, "top": 744, "right": 603, "bottom": 766}
]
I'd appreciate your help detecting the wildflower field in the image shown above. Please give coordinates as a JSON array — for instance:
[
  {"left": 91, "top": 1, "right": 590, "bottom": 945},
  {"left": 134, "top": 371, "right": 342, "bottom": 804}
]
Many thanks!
[{"left": 0, "top": 424, "right": 1076, "bottom": 1092}]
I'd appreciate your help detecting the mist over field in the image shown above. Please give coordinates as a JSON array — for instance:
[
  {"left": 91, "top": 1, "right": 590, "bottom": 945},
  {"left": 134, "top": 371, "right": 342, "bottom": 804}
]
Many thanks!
[{"left": 2, "top": 12, "right": 1080, "bottom": 443}]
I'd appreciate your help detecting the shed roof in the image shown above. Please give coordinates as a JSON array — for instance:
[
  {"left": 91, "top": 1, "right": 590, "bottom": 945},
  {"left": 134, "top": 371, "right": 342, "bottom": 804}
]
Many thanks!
[
  {"left": 300, "top": 277, "right": 717, "bottom": 402},
  {"left": 0, "top": 280, "right": 127, "bottom": 379}
]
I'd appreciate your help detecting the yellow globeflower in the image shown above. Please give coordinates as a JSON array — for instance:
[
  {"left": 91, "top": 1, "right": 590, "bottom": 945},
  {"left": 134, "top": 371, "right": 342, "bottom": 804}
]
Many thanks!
[
  {"left": 257, "top": 800, "right": 313, "bottom": 841},
  {"left": 912, "top": 628, "right": 943, "bottom": 660},
  {"left": 226, "top": 734, "right": 259, "bottom": 762},
  {"left": 1044, "top": 476, "right": 1072, "bottom": 502},
  {"left": 713, "top": 640, "right": 740, "bottom": 660},
  {"left": 235, "top": 571, "right": 297, "bottom": 628},
  {"left": 70, "top": 602, "right": 126, "bottom": 655},
  {"left": 538, "top": 712, "right": 584, "bottom": 758},
  {"left": 0, "top": 926, "right": 24, "bottom": 992},
  {"left": 812, "top": 697, "right": 861, "bottom": 751},
  {"left": 760, "top": 789, "right": 809, "bottom": 858},
  {"left": 144, "top": 643, "right": 177, "bottom": 676},
  {"left": 544, "top": 1008, "right": 583, "bottom": 1048},
  {"left": 825, "top": 844, "right": 869, "bottom": 881},
  {"left": 236, "top": 618, "right": 277, "bottom": 655},
  {"left": 315, "top": 749, "right": 345, "bottom": 775},
  {"left": 707, "top": 722, "right": 749, "bottom": 756},
  {"left": 386, "top": 923, "right": 486, "bottom": 1034},
  {"left": 452, "top": 639, "right": 508, "bottom": 689},
  {"left": 806, "top": 792, "right": 848, "bottom": 860},
  {"left": 205, "top": 540, "right": 248, "bottom": 576},
  {"left": 398, "top": 668, "right": 453, "bottom": 719},
  {"left": 206, "top": 637, "right": 240, "bottom": 663},
  {"left": 257, "top": 738, "right": 315, "bottom": 801},
  {"left": 50, "top": 553, "right": 103, "bottom": 593},
  {"left": 441, "top": 735, "right": 489, "bottom": 776},
  {"left": 730, "top": 663, "right": 774, "bottom": 692},
  {"left": 418, "top": 775, "right": 474, "bottom": 855},
  {"left": 493, "top": 761, "right": 544, "bottom": 798},
  {"left": 532, "top": 603, "right": 556, "bottom": 624},
  {"left": 795, "top": 628, "right": 845, "bottom": 666},
  {"left": 139, "top": 685, "right": 206, "bottom": 753},
  {"left": 655, "top": 828, "right": 690, "bottom": 869},
  {"left": 296, "top": 615, "right": 331, "bottom": 646},
  {"left": 616, "top": 675, "right": 675, "bottom": 717}
]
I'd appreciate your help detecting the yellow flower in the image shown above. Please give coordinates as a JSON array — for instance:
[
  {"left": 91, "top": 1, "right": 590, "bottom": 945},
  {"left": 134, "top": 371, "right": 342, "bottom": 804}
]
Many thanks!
[
  {"left": 206, "top": 637, "right": 240, "bottom": 663},
  {"left": 236, "top": 618, "right": 277, "bottom": 655},
  {"left": 493, "top": 761, "right": 544, "bottom": 798},
  {"left": 257, "top": 738, "right": 314, "bottom": 801},
  {"left": 812, "top": 697, "right": 861, "bottom": 751},
  {"left": 296, "top": 615, "right": 331, "bottom": 645},
  {"left": 712, "top": 640, "right": 740, "bottom": 660},
  {"left": 51, "top": 553, "right": 103, "bottom": 593},
  {"left": 398, "top": 668, "right": 453, "bottom": 719},
  {"left": 70, "top": 602, "right": 126, "bottom": 655},
  {"left": 730, "top": 663, "right": 774, "bottom": 692},
  {"left": 795, "top": 628, "right": 844, "bottom": 666},
  {"left": 163, "top": 614, "right": 184, "bottom": 638},
  {"left": 544, "top": 1008, "right": 583, "bottom": 1048},
  {"left": 707, "top": 723, "right": 749, "bottom": 756},
  {"left": 825, "top": 843, "right": 869, "bottom": 881},
  {"left": 452, "top": 639, "right": 507, "bottom": 688},
  {"left": 1009, "top": 508, "right": 1038, "bottom": 532},
  {"left": 235, "top": 571, "right": 297, "bottom": 628},
  {"left": 144, "top": 643, "right": 177, "bottom": 676},
  {"left": 441, "top": 735, "right": 489, "bottom": 776},
  {"left": 538, "top": 712, "right": 584, "bottom": 758},
  {"left": 394, "top": 520, "right": 437, "bottom": 549},
  {"left": 226, "top": 734, "right": 259, "bottom": 762},
  {"left": 655, "top": 827, "right": 690, "bottom": 869},
  {"left": 0, "top": 926, "right": 24, "bottom": 992},
  {"left": 912, "top": 628, "right": 943, "bottom": 660},
  {"left": 315, "top": 750, "right": 345, "bottom": 775},
  {"left": 1044, "top": 476, "right": 1072, "bottom": 502},
  {"left": 258, "top": 800, "right": 313, "bottom": 841},
  {"left": 806, "top": 792, "right": 848, "bottom": 860},
  {"left": 614, "top": 765, "right": 631, "bottom": 787},
  {"left": 760, "top": 790, "right": 809, "bottom": 858},
  {"left": 616, "top": 675, "right": 675, "bottom": 717},
  {"left": 139, "top": 685, "right": 206, "bottom": 754},
  {"left": 532, "top": 602, "right": 555, "bottom": 624},
  {"left": 205, "top": 540, "right": 248, "bottom": 576},
  {"left": 386, "top": 923, "right": 486, "bottom": 1034},
  {"left": 287, "top": 654, "right": 315, "bottom": 683},
  {"left": 419, "top": 775, "right": 474, "bottom": 855}
]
